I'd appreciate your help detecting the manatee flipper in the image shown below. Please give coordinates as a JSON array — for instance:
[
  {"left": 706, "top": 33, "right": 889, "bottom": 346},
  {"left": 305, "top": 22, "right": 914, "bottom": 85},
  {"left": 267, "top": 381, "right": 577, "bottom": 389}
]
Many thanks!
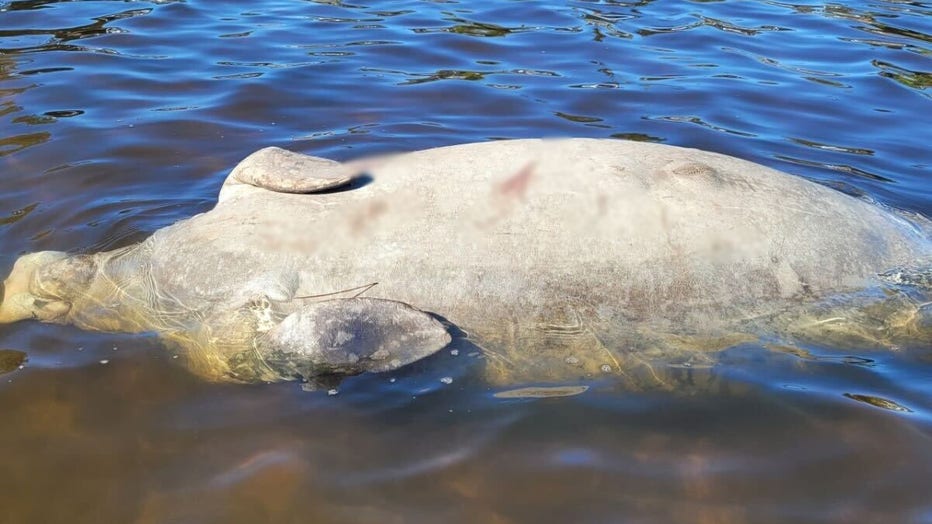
[
  {"left": 255, "top": 298, "right": 451, "bottom": 381},
  {"left": 225, "top": 146, "right": 359, "bottom": 194}
]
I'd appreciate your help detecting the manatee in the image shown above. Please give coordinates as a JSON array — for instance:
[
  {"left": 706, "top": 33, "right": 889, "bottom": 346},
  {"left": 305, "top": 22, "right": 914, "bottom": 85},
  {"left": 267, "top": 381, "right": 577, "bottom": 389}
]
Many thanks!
[{"left": 0, "top": 139, "right": 929, "bottom": 389}]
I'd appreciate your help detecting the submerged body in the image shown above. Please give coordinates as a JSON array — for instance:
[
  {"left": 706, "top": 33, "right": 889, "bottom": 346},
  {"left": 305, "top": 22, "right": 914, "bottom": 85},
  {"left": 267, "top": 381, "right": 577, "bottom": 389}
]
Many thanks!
[{"left": 1, "top": 139, "right": 929, "bottom": 386}]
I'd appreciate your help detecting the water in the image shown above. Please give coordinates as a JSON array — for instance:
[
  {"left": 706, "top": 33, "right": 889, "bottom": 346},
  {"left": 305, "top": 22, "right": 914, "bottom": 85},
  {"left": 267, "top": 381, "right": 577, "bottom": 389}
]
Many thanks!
[{"left": 1, "top": 0, "right": 930, "bottom": 522}]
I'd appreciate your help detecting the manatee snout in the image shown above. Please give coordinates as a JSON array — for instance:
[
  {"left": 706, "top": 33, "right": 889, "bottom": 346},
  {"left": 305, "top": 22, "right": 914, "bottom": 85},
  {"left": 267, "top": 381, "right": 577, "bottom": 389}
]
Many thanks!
[
  {"left": 0, "top": 251, "right": 71, "bottom": 322},
  {"left": 34, "top": 254, "right": 96, "bottom": 300},
  {"left": 0, "top": 251, "right": 92, "bottom": 324}
]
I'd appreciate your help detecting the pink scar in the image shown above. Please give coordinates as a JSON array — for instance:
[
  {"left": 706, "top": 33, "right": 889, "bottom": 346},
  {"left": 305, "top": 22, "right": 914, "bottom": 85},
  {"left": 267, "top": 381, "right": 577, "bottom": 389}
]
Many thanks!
[{"left": 497, "top": 162, "right": 536, "bottom": 199}]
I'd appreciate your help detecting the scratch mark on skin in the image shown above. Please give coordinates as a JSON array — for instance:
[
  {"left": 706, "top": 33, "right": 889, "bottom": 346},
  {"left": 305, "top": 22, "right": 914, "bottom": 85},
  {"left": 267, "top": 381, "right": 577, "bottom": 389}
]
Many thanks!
[
  {"left": 497, "top": 162, "right": 536, "bottom": 200},
  {"left": 293, "top": 282, "right": 379, "bottom": 301}
]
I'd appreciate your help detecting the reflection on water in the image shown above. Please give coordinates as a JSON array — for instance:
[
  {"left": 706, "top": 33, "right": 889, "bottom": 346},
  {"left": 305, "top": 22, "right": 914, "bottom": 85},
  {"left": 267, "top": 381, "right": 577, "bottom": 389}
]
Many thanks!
[
  {"left": 3, "top": 344, "right": 932, "bottom": 522},
  {"left": 0, "top": 0, "right": 930, "bottom": 522}
]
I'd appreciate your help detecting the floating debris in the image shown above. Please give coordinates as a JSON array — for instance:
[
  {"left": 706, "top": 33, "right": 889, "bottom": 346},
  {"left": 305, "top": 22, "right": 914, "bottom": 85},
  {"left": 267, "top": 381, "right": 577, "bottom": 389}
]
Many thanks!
[
  {"left": 494, "top": 385, "right": 589, "bottom": 399},
  {"left": 450, "top": 349, "right": 459, "bottom": 356},
  {"left": 99, "top": 359, "right": 110, "bottom": 365},
  {"left": 844, "top": 393, "right": 912, "bottom": 413},
  {"left": 0, "top": 349, "right": 26, "bottom": 375},
  {"left": 440, "top": 376, "right": 453, "bottom": 384},
  {"left": 327, "top": 388, "right": 339, "bottom": 396}
]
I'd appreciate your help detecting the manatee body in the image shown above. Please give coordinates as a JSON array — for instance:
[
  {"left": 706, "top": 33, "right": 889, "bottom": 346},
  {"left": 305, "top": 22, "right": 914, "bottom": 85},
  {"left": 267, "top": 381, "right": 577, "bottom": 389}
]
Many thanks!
[{"left": 1, "top": 139, "right": 929, "bottom": 387}]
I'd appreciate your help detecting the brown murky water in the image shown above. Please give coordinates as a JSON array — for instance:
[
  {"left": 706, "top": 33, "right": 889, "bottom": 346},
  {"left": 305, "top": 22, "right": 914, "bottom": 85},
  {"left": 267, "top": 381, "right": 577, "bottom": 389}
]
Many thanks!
[
  {"left": 4, "top": 341, "right": 932, "bottom": 522},
  {"left": 1, "top": 1, "right": 931, "bottom": 522},
  {"left": 5, "top": 340, "right": 932, "bottom": 523}
]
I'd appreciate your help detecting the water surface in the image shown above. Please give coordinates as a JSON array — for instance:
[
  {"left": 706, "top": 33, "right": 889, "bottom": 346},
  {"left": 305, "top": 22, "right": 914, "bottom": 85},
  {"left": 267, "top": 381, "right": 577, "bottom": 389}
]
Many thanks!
[{"left": 1, "top": 1, "right": 930, "bottom": 522}]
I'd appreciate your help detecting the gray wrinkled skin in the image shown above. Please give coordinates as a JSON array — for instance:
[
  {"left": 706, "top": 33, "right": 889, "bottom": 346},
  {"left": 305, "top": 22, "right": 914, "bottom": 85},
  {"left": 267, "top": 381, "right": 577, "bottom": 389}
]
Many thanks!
[{"left": 0, "top": 139, "right": 929, "bottom": 387}]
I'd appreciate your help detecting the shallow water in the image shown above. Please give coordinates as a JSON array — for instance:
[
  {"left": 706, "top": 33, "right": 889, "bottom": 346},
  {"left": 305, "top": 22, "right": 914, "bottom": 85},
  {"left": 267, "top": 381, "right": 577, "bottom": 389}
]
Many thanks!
[{"left": 0, "top": 0, "right": 930, "bottom": 522}]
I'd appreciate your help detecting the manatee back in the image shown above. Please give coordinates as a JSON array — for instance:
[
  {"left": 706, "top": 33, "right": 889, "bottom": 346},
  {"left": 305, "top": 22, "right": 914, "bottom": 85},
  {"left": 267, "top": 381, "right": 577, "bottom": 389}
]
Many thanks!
[
  {"left": 229, "top": 139, "right": 929, "bottom": 331},
  {"left": 142, "top": 139, "right": 929, "bottom": 340}
]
